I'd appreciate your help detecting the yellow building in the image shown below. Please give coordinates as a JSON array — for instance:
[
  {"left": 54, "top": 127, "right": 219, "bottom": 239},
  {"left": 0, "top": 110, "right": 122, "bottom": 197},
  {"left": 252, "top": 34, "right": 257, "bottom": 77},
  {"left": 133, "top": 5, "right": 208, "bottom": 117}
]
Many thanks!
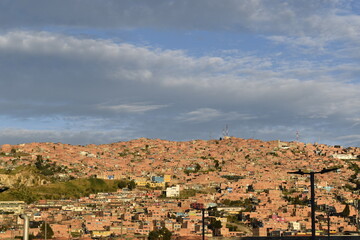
[
  {"left": 91, "top": 230, "right": 112, "bottom": 238},
  {"left": 164, "top": 174, "right": 171, "bottom": 183},
  {"left": 149, "top": 182, "right": 165, "bottom": 188},
  {"left": 134, "top": 177, "right": 148, "bottom": 187},
  {"left": 0, "top": 201, "right": 25, "bottom": 214}
]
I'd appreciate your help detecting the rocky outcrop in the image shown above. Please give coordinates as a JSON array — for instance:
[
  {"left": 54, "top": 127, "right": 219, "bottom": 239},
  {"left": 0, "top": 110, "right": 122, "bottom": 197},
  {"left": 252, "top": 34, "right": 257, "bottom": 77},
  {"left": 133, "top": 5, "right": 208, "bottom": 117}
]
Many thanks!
[{"left": 0, "top": 170, "right": 49, "bottom": 188}]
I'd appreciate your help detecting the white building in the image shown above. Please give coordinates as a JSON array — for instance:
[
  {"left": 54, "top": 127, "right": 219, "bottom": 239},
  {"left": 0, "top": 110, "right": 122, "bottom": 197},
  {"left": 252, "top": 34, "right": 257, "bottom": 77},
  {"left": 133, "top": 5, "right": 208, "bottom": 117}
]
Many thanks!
[
  {"left": 166, "top": 185, "right": 180, "bottom": 197},
  {"left": 289, "top": 221, "right": 301, "bottom": 231},
  {"left": 331, "top": 154, "right": 357, "bottom": 160}
]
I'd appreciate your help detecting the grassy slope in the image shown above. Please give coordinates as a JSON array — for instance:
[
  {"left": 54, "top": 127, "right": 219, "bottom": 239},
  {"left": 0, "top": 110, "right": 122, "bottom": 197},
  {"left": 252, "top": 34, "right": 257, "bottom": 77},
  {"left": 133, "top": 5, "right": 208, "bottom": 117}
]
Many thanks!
[{"left": 0, "top": 178, "right": 121, "bottom": 203}]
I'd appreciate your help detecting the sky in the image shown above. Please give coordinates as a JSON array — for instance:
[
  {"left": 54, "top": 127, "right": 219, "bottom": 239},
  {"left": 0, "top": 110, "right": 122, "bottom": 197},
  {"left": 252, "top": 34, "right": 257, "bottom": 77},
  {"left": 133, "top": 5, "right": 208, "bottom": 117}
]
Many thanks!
[{"left": 0, "top": 0, "right": 360, "bottom": 146}]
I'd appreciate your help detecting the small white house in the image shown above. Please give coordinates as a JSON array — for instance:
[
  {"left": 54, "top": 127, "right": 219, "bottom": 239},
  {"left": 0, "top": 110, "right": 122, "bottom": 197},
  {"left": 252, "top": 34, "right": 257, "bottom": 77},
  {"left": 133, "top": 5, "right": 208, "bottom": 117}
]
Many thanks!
[{"left": 166, "top": 185, "right": 180, "bottom": 197}]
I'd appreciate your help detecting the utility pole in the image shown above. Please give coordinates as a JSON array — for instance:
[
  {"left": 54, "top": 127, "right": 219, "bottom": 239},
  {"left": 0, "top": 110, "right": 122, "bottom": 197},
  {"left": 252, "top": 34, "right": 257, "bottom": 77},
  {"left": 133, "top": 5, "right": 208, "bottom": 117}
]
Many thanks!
[
  {"left": 202, "top": 209, "right": 205, "bottom": 240},
  {"left": 68, "top": 224, "right": 71, "bottom": 239},
  {"left": 310, "top": 172, "right": 315, "bottom": 238},
  {"left": 288, "top": 167, "right": 338, "bottom": 240},
  {"left": 19, "top": 214, "right": 29, "bottom": 240},
  {"left": 326, "top": 205, "right": 330, "bottom": 240},
  {"left": 355, "top": 199, "right": 360, "bottom": 233}
]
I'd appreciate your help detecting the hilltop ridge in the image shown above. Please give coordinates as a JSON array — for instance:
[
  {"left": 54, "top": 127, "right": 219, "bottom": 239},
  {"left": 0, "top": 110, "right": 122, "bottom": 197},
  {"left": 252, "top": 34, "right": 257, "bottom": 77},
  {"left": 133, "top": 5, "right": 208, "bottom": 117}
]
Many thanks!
[
  {"left": 0, "top": 137, "right": 356, "bottom": 179},
  {"left": 0, "top": 137, "right": 358, "bottom": 199}
]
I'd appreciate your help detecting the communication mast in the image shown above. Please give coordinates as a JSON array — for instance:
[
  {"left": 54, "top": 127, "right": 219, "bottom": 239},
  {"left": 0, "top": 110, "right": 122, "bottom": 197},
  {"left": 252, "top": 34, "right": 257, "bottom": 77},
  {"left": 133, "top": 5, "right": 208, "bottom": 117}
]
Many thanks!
[
  {"left": 296, "top": 130, "right": 300, "bottom": 142},
  {"left": 222, "top": 124, "right": 229, "bottom": 138}
]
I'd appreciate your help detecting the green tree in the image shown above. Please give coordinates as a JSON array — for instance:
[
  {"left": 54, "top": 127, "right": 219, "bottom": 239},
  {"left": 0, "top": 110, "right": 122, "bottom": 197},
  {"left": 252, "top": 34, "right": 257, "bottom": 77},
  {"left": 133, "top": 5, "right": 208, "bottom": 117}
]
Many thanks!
[
  {"left": 208, "top": 207, "right": 222, "bottom": 217},
  {"left": 208, "top": 218, "right": 222, "bottom": 236},
  {"left": 341, "top": 204, "right": 350, "bottom": 217},
  {"left": 127, "top": 180, "right": 136, "bottom": 190},
  {"left": 117, "top": 180, "right": 127, "bottom": 189},
  {"left": 214, "top": 160, "right": 220, "bottom": 169},
  {"left": 38, "top": 222, "right": 54, "bottom": 239},
  {"left": 148, "top": 227, "right": 172, "bottom": 240},
  {"left": 194, "top": 163, "right": 201, "bottom": 172}
]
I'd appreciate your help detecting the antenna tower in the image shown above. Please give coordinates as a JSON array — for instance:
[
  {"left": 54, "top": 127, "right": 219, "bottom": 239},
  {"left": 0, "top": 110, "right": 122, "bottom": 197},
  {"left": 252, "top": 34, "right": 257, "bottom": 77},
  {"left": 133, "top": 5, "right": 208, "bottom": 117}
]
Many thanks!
[
  {"left": 296, "top": 131, "right": 300, "bottom": 142},
  {"left": 222, "top": 124, "right": 229, "bottom": 138}
]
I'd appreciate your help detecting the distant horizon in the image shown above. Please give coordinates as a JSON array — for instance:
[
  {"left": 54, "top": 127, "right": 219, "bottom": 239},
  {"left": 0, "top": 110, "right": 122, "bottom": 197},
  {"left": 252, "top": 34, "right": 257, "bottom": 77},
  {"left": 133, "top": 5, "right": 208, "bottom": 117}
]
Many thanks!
[
  {"left": 1, "top": 135, "right": 355, "bottom": 149},
  {"left": 0, "top": 1, "right": 359, "bottom": 147}
]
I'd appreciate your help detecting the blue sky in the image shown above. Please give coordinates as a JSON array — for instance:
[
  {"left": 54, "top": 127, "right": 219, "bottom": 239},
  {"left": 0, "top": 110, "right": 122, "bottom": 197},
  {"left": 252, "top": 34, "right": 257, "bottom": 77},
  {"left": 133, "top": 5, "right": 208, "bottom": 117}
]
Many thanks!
[{"left": 0, "top": 0, "right": 360, "bottom": 146}]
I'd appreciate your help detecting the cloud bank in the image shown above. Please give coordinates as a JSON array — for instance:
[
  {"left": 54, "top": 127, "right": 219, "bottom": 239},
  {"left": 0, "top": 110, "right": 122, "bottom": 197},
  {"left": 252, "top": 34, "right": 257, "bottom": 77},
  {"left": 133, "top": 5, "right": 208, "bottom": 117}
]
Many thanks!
[{"left": 0, "top": 1, "right": 359, "bottom": 146}]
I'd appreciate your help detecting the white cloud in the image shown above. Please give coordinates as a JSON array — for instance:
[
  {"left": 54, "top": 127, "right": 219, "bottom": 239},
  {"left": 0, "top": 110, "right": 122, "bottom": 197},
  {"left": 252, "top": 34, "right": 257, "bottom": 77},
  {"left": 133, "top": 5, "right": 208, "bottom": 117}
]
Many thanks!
[
  {"left": 0, "top": 1, "right": 358, "bottom": 44},
  {"left": 97, "top": 103, "right": 167, "bottom": 113},
  {"left": 0, "top": 128, "right": 135, "bottom": 145},
  {"left": 0, "top": 30, "right": 359, "bottom": 145},
  {"left": 178, "top": 108, "right": 259, "bottom": 123},
  {"left": 267, "top": 36, "right": 327, "bottom": 50},
  {"left": 0, "top": 31, "right": 358, "bottom": 121},
  {"left": 177, "top": 108, "right": 222, "bottom": 122},
  {"left": 335, "top": 135, "right": 360, "bottom": 146}
]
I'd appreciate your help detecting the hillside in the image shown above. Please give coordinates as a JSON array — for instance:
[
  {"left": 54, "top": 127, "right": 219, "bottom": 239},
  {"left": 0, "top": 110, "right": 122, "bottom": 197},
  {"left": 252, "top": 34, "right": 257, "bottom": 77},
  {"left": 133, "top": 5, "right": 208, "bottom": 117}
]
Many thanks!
[
  {"left": 0, "top": 177, "right": 123, "bottom": 203},
  {"left": 0, "top": 138, "right": 359, "bottom": 204}
]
